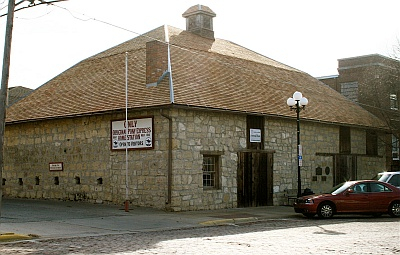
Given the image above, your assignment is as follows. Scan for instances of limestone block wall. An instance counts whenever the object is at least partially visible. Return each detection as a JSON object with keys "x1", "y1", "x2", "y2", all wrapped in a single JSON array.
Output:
[
  {"x1": 265, "y1": 118, "x2": 387, "y2": 204},
  {"x1": 300, "y1": 122, "x2": 338, "y2": 195},
  {"x1": 351, "y1": 128, "x2": 366, "y2": 154},
  {"x1": 3, "y1": 107, "x2": 246, "y2": 211},
  {"x1": 167, "y1": 108, "x2": 246, "y2": 211},
  {"x1": 265, "y1": 118, "x2": 339, "y2": 204},
  {"x1": 354, "y1": 129, "x2": 387, "y2": 180},
  {"x1": 4, "y1": 115, "x2": 114, "y2": 203},
  {"x1": 350, "y1": 128, "x2": 386, "y2": 179},
  {"x1": 3, "y1": 107, "x2": 388, "y2": 210},
  {"x1": 3, "y1": 110, "x2": 171, "y2": 209}
]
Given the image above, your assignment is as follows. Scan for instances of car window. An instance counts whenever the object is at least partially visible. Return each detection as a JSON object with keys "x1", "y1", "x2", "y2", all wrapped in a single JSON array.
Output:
[
  {"x1": 369, "y1": 183, "x2": 391, "y2": 193},
  {"x1": 330, "y1": 182, "x2": 354, "y2": 195},
  {"x1": 377, "y1": 173, "x2": 390, "y2": 182},
  {"x1": 388, "y1": 175, "x2": 400, "y2": 187},
  {"x1": 353, "y1": 184, "x2": 367, "y2": 193}
]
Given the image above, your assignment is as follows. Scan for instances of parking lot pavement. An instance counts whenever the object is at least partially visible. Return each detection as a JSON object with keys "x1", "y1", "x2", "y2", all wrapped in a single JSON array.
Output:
[{"x1": 0, "y1": 198, "x2": 296, "y2": 240}]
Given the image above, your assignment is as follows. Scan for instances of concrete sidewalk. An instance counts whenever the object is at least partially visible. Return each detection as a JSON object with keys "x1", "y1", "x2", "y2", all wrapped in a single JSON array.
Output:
[{"x1": 0, "y1": 198, "x2": 297, "y2": 241}]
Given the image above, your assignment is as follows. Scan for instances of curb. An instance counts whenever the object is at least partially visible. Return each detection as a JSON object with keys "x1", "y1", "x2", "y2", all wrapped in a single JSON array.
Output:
[
  {"x1": 199, "y1": 217, "x2": 259, "y2": 226},
  {"x1": 0, "y1": 233, "x2": 36, "y2": 242}
]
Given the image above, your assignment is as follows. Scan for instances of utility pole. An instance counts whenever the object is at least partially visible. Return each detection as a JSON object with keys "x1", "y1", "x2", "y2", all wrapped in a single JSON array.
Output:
[
  {"x1": 0, "y1": 0, "x2": 68, "y2": 219},
  {"x1": 0, "y1": 0, "x2": 16, "y2": 218}
]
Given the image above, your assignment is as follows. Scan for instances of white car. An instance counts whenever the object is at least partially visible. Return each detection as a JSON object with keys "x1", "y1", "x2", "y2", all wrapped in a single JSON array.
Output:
[{"x1": 373, "y1": 171, "x2": 400, "y2": 189}]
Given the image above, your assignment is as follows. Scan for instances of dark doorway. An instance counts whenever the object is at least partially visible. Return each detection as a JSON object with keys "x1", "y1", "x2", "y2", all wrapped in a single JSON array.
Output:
[
  {"x1": 237, "y1": 151, "x2": 273, "y2": 207},
  {"x1": 333, "y1": 155, "x2": 357, "y2": 186}
]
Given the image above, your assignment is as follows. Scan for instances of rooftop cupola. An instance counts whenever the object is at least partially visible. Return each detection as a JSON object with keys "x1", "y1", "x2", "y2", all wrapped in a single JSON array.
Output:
[{"x1": 182, "y1": 4, "x2": 216, "y2": 39}]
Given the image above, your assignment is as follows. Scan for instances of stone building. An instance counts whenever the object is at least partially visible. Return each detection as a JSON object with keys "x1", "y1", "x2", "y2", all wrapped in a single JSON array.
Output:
[
  {"x1": 3, "y1": 5, "x2": 389, "y2": 211},
  {"x1": 319, "y1": 54, "x2": 400, "y2": 171}
]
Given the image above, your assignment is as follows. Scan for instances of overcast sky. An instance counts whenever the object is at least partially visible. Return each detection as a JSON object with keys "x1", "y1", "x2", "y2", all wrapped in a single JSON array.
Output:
[{"x1": 1, "y1": 0, "x2": 399, "y2": 89}]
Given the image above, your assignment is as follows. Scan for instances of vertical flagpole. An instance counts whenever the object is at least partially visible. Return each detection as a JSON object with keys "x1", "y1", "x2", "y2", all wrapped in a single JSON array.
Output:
[
  {"x1": 164, "y1": 25, "x2": 174, "y2": 103},
  {"x1": 124, "y1": 52, "x2": 129, "y2": 212}
]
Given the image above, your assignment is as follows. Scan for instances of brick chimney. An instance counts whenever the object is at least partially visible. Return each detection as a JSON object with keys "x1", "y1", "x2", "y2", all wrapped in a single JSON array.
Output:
[
  {"x1": 146, "y1": 40, "x2": 168, "y2": 86},
  {"x1": 182, "y1": 4, "x2": 216, "y2": 39}
]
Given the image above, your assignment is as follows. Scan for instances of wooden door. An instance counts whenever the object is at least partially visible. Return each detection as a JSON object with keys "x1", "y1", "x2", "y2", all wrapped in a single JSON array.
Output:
[
  {"x1": 237, "y1": 151, "x2": 273, "y2": 207},
  {"x1": 334, "y1": 155, "x2": 357, "y2": 186}
]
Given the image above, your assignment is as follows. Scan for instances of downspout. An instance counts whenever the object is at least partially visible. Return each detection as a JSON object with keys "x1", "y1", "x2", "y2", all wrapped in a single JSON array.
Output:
[
  {"x1": 162, "y1": 25, "x2": 174, "y2": 209},
  {"x1": 160, "y1": 109, "x2": 172, "y2": 208}
]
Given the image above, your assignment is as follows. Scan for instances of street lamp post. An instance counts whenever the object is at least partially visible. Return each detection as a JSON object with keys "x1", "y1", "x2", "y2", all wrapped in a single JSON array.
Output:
[{"x1": 287, "y1": 91, "x2": 308, "y2": 198}]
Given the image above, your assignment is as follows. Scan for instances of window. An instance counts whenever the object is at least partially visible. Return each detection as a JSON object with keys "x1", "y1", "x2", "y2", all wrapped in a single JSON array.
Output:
[
  {"x1": 202, "y1": 16, "x2": 212, "y2": 29},
  {"x1": 388, "y1": 174, "x2": 400, "y2": 187},
  {"x1": 339, "y1": 126, "x2": 351, "y2": 154},
  {"x1": 392, "y1": 135, "x2": 399, "y2": 160},
  {"x1": 202, "y1": 154, "x2": 220, "y2": 188},
  {"x1": 188, "y1": 16, "x2": 197, "y2": 29},
  {"x1": 368, "y1": 183, "x2": 390, "y2": 193},
  {"x1": 366, "y1": 130, "x2": 378, "y2": 156},
  {"x1": 390, "y1": 94, "x2": 398, "y2": 110},
  {"x1": 353, "y1": 184, "x2": 366, "y2": 193}
]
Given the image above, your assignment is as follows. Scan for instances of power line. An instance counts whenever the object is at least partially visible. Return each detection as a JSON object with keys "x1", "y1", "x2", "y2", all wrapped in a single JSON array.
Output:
[
  {"x1": 15, "y1": 8, "x2": 52, "y2": 19},
  {"x1": 0, "y1": 0, "x2": 67, "y2": 16}
]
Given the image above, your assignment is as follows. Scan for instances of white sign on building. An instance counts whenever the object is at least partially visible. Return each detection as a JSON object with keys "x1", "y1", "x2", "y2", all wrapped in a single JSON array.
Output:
[
  {"x1": 49, "y1": 162, "x2": 63, "y2": 171},
  {"x1": 111, "y1": 117, "x2": 154, "y2": 150},
  {"x1": 250, "y1": 128, "x2": 261, "y2": 143}
]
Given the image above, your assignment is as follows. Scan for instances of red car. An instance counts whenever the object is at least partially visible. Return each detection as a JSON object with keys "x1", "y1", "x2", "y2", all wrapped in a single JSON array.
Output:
[{"x1": 294, "y1": 180, "x2": 400, "y2": 218}]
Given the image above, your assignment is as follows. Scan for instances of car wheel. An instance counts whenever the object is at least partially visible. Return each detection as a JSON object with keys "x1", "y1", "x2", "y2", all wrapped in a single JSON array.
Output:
[
  {"x1": 302, "y1": 213, "x2": 315, "y2": 218},
  {"x1": 388, "y1": 201, "x2": 400, "y2": 217},
  {"x1": 317, "y1": 202, "x2": 334, "y2": 218}
]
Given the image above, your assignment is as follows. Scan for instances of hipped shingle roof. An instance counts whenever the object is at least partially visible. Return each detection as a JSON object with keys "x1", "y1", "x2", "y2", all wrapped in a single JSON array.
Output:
[{"x1": 6, "y1": 25, "x2": 387, "y2": 130}]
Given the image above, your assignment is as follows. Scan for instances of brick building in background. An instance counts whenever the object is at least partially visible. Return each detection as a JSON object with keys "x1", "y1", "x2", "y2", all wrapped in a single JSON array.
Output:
[{"x1": 319, "y1": 54, "x2": 400, "y2": 171}]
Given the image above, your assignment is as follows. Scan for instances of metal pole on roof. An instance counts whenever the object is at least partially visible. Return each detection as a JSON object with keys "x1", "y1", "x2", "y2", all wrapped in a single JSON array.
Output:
[
  {"x1": 0, "y1": 0, "x2": 16, "y2": 220},
  {"x1": 124, "y1": 52, "x2": 129, "y2": 212},
  {"x1": 164, "y1": 25, "x2": 174, "y2": 103}
]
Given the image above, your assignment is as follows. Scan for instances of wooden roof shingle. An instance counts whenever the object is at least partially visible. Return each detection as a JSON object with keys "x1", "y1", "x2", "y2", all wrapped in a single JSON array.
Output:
[{"x1": 6, "y1": 25, "x2": 387, "y2": 130}]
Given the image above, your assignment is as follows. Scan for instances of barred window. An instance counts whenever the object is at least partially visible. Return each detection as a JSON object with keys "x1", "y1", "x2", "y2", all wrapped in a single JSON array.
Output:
[{"x1": 202, "y1": 155, "x2": 219, "y2": 188}]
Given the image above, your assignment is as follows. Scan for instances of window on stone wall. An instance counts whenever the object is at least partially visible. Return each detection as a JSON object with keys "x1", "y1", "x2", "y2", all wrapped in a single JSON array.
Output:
[
  {"x1": 366, "y1": 130, "x2": 378, "y2": 156},
  {"x1": 202, "y1": 153, "x2": 221, "y2": 189}
]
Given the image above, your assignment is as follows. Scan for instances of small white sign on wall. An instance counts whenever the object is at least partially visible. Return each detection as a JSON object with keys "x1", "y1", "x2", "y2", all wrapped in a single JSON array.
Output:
[
  {"x1": 49, "y1": 162, "x2": 63, "y2": 171},
  {"x1": 250, "y1": 128, "x2": 261, "y2": 143}
]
